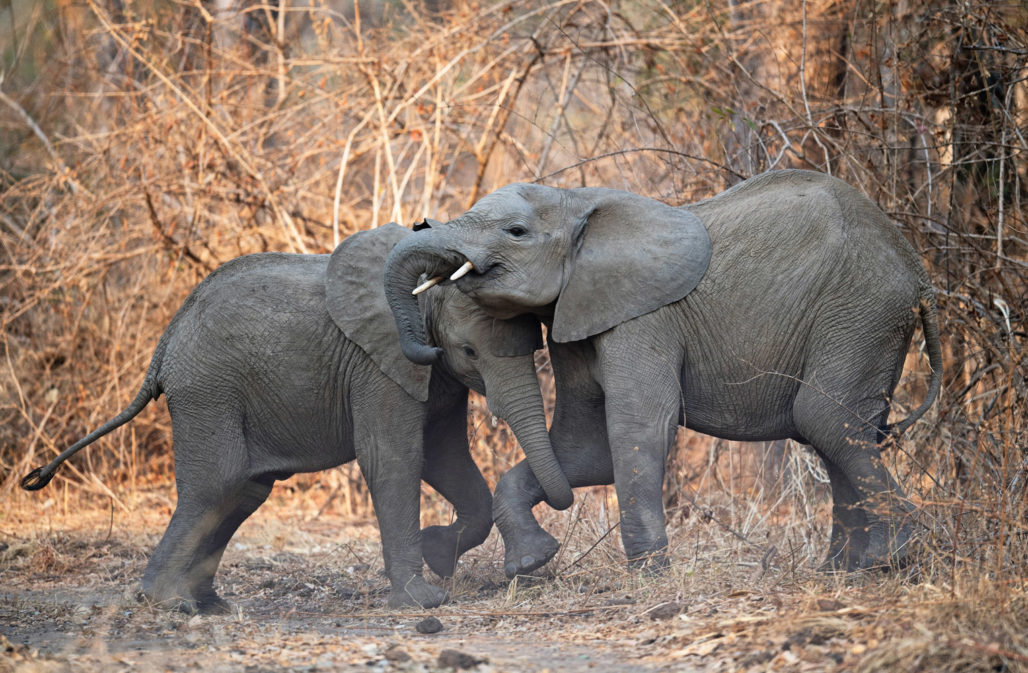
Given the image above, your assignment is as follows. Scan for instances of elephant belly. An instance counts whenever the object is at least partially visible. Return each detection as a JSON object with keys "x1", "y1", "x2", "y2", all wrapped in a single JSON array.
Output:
[
  {"x1": 227, "y1": 342, "x2": 359, "y2": 476},
  {"x1": 248, "y1": 411, "x2": 356, "y2": 474},
  {"x1": 679, "y1": 359, "x2": 803, "y2": 442},
  {"x1": 674, "y1": 289, "x2": 812, "y2": 442},
  {"x1": 237, "y1": 373, "x2": 357, "y2": 475},
  {"x1": 683, "y1": 410, "x2": 798, "y2": 443}
]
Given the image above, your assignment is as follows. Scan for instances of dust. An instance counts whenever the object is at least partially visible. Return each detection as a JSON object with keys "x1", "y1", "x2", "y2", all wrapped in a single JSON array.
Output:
[{"x1": 2, "y1": 486, "x2": 1025, "y2": 672}]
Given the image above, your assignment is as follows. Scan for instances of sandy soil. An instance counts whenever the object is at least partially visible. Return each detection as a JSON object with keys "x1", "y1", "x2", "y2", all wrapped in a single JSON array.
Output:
[{"x1": 1, "y1": 484, "x2": 1015, "y2": 673}]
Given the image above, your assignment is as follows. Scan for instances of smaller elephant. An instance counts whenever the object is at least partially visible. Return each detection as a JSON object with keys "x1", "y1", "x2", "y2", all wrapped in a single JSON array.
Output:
[{"x1": 22, "y1": 223, "x2": 571, "y2": 613}]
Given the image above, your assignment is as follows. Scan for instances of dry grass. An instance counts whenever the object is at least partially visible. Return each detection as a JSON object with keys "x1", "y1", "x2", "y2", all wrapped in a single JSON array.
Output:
[
  {"x1": 1, "y1": 0, "x2": 1026, "y2": 670},
  {"x1": 2, "y1": 489, "x2": 1026, "y2": 672}
]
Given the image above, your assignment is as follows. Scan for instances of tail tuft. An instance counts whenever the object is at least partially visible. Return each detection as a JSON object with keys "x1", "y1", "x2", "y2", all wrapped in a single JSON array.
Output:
[{"x1": 21, "y1": 467, "x2": 55, "y2": 491}]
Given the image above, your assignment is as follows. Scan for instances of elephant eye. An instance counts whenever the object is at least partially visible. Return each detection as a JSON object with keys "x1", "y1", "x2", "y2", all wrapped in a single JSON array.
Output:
[
  {"x1": 461, "y1": 345, "x2": 478, "y2": 359},
  {"x1": 505, "y1": 225, "x2": 529, "y2": 238}
]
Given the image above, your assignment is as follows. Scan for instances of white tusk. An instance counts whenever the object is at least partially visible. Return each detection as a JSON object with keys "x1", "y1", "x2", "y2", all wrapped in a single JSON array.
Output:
[
  {"x1": 449, "y1": 260, "x2": 474, "y2": 281},
  {"x1": 412, "y1": 276, "x2": 442, "y2": 295}
]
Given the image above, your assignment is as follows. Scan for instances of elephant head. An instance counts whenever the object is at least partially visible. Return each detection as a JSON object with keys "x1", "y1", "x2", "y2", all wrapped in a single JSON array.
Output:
[
  {"x1": 328, "y1": 223, "x2": 572, "y2": 510},
  {"x1": 383, "y1": 184, "x2": 712, "y2": 357}
]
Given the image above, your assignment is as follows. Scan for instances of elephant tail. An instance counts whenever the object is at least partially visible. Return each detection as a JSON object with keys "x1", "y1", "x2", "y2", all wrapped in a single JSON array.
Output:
[
  {"x1": 20, "y1": 336, "x2": 167, "y2": 491},
  {"x1": 888, "y1": 281, "x2": 943, "y2": 437}
]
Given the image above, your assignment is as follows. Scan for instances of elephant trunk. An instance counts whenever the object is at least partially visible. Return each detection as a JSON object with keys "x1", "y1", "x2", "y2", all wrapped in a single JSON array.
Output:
[
  {"x1": 487, "y1": 371, "x2": 574, "y2": 511},
  {"x1": 384, "y1": 233, "x2": 460, "y2": 367},
  {"x1": 383, "y1": 231, "x2": 461, "y2": 365}
]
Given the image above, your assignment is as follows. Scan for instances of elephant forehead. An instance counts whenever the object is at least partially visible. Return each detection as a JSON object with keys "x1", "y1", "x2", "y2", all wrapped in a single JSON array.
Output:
[
  {"x1": 471, "y1": 183, "x2": 560, "y2": 215},
  {"x1": 468, "y1": 191, "x2": 532, "y2": 220},
  {"x1": 440, "y1": 293, "x2": 485, "y2": 325},
  {"x1": 439, "y1": 295, "x2": 539, "y2": 353},
  {"x1": 441, "y1": 296, "x2": 503, "y2": 336}
]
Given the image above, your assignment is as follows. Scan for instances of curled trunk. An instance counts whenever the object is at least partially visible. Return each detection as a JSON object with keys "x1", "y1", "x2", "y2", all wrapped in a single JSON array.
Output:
[{"x1": 383, "y1": 230, "x2": 460, "y2": 365}]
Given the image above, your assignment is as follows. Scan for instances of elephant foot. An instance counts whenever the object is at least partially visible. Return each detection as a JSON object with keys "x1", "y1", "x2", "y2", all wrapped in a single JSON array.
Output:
[
  {"x1": 627, "y1": 549, "x2": 669, "y2": 575},
  {"x1": 502, "y1": 528, "x2": 559, "y2": 579},
  {"x1": 857, "y1": 519, "x2": 914, "y2": 571},
  {"x1": 818, "y1": 527, "x2": 866, "y2": 573},
  {"x1": 387, "y1": 575, "x2": 448, "y2": 609},
  {"x1": 818, "y1": 547, "x2": 858, "y2": 573},
  {"x1": 422, "y1": 525, "x2": 462, "y2": 578},
  {"x1": 138, "y1": 584, "x2": 231, "y2": 616},
  {"x1": 818, "y1": 547, "x2": 866, "y2": 574},
  {"x1": 194, "y1": 594, "x2": 233, "y2": 615},
  {"x1": 819, "y1": 519, "x2": 914, "y2": 572}
]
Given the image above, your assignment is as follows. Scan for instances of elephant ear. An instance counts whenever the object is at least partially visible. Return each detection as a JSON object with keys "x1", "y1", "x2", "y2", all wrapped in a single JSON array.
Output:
[
  {"x1": 551, "y1": 189, "x2": 712, "y2": 343},
  {"x1": 326, "y1": 223, "x2": 431, "y2": 402}
]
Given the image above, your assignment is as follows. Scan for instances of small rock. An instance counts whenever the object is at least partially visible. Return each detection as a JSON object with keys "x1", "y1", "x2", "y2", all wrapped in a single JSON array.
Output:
[
  {"x1": 437, "y1": 649, "x2": 485, "y2": 669},
  {"x1": 415, "y1": 616, "x2": 444, "y2": 634},
  {"x1": 648, "y1": 601, "x2": 685, "y2": 620},
  {"x1": 786, "y1": 629, "x2": 812, "y2": 648},
  {"x1": 383, "y1": 644, "x2": 411, "y2": 662},
  {"x1": 739, "y1": 650, "x2": 774, "y2": 667},
  {"x1": 476, "y1": 580, "x2": 503, "y2": 595},
  {"x1": 817, "y1": 598, "x2": 845, "y2": 612},
  {"x1": 603, "y1": 595, "x2": 636, "y2": 607}
]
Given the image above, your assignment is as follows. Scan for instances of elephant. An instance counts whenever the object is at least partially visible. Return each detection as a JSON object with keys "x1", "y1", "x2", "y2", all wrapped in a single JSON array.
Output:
[
  {"x1": 21, "y1": 223, "x2": 572, "y2": 613},
  {"x1": 382, "y1": 169, "x2": 943, "y2": 577}
]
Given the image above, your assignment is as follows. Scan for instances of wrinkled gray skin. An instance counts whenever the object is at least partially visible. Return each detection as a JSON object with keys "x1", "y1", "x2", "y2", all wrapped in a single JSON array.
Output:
[
  {"x1": 22, "y1": 223, "x2": 571, "y2": 613},
  {"x1": 383, "y1": 170, "x2": 943, "y2": 578}
]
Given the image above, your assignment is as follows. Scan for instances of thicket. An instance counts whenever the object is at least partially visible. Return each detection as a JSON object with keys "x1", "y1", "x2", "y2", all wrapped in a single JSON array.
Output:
[{"x1": 1, "y1": 0, "x2": 1025, "y2": 606}]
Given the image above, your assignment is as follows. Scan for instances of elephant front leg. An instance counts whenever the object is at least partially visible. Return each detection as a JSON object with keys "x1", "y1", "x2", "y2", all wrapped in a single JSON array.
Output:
[
  {"x1": 494, "y1": 339, "x2": 613, "y2": 578},
  {"x1": 420, "y1": 400, "x2": 493, "y2": 579},
  {"x1": 598, "y1": 333, "x2": 683, "y2": 569},
  {"x1": 493, "y1": 396, "x2": 612, "y2": 579},
  {"x1": 607, "y1": 418, "x2": 677, "y2": 569},
  {"x1": 354, "y1": 403, "x2": 446, "y2": 609}
]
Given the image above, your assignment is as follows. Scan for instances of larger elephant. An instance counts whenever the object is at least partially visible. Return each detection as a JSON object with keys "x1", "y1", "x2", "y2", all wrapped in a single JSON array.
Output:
[
  {"x1": 22, "y1": 223, "x2": 571, "y2": 613},
  {"x1": 383, "y1": 169, "x2": 943, "y2": 576}
]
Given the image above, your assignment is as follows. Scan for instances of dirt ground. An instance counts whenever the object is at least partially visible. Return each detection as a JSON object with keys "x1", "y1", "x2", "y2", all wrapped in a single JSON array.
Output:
[{"x1": 2, "y1": 483, "x2": 1024, "y2": 673}]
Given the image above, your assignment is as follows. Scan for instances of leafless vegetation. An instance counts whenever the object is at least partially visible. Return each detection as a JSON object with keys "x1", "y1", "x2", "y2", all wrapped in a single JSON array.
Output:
[{"x1": 1, "y1": 0, "x2": 1025, "y2": 670}]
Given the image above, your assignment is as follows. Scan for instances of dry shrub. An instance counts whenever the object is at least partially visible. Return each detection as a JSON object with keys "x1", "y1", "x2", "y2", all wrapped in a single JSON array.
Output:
[{"x1": 0, "y1": 0, "x2": 1025, "y2": 662}]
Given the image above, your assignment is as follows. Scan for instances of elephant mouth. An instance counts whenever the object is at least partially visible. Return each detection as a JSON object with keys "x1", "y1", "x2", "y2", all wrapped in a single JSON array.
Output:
[
  {"x1": 412, "y1": 257, "x2": 499, "y2": 295},
  {"x1": 455, "y1": 261, "x2": 503, "y2": 291}
]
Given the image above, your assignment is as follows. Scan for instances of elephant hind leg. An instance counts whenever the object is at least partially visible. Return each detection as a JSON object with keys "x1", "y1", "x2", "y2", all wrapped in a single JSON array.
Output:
[
  {"x1": 813, "y1": 450, "x2": 870, "y2": 572},
  {"x1": 793, "y1": 387, "x2": 913, "y2": 572},
  {"x1": 142, "y1": 472, "x2": 273, "y2": 615}
]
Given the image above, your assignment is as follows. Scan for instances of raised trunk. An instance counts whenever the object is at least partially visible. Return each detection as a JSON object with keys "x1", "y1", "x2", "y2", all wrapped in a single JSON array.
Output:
[
  {"x1": 383, "y1": 230, "x2": 461, "y2": 365},
  {"x1": 486, "y1": 368, "x2": 573, "y2": 511}
]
